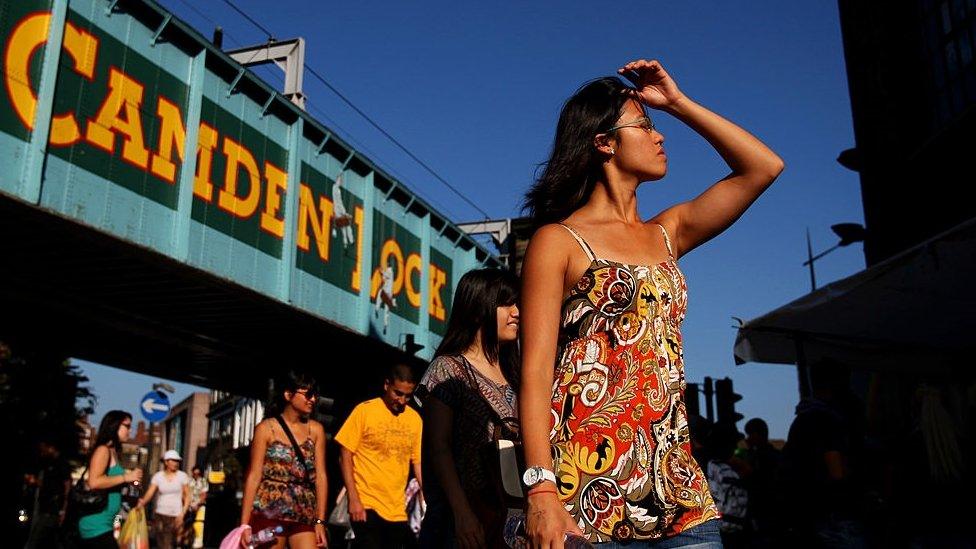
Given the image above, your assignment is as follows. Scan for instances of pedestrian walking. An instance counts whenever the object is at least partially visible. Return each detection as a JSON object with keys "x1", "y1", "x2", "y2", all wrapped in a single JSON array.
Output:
[
  {"x1": 136, "y1": 449, "x2": 190, "y2": 549},
  {"x1": 186, "y1": 465, "x2": 208, "y2": 548},
  {"x1": 240, "y1": 372, "x2": 329, "y2": 548},
  {"x1": 519, "y1": 58, "x2": 783, "y2": 547},
  {"x1": 76, "y1": 410, "x2": 144, "y2": 549},
  {"x1": 335, "y1": 364, "x2": 422, "y2": 549},
  {"x1": 416, "y1": 268, "x2": 521, "y2": 548}
]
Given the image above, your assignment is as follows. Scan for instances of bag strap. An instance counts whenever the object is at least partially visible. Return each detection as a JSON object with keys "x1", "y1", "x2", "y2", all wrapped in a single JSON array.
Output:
[
  {"x1": 274, "y1": 416, "x2": 311, "y2": 483},
  {"x1": 456, "y1": 356, "x2": 519, "y2": 441}
]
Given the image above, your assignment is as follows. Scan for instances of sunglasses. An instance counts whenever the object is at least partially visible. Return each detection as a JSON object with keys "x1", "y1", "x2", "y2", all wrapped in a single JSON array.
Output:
[
  {"x1": 606, "y1": 116, "x2": 656, "y2": 134},
  {"x1": 295, "y1": 389, "x2": 319, "y2": 400}
]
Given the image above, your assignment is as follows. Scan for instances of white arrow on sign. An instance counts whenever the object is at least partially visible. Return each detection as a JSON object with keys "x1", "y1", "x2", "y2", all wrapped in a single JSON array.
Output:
[{"x1": 141, "y1": 398, "x2": 169, "y2": 414}]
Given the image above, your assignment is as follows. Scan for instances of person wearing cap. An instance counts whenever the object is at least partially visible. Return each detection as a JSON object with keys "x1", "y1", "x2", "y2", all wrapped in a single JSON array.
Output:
[{"x1": 137, "y1": 449, "x2": 191, "y2": 549}]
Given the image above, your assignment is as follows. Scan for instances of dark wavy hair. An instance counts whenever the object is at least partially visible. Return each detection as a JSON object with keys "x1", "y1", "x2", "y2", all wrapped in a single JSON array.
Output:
[
  {"x1": 434, "y1": 268, "x2": 521, "y2": 390},
  {"x1": 91, "y1": 410, "x2": 131, "y2": 455},
  {"x1": 524, "y1": 77, "x2": 633, "y2": 228}
]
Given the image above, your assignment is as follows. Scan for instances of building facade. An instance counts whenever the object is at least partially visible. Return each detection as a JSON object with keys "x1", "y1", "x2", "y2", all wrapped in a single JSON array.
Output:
[{"x1": 161, "y1": 392, "x2": 211, "y2": 470}]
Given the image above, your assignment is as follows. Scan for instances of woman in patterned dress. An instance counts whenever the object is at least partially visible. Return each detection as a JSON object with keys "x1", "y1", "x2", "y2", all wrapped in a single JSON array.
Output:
[
  {"x1": 240, "y1": 373, "x2": 329, "y2": 548},
  {"x1": 519, "y1": 59, "x2": 783, "y2": 548},
  {"x1": 418, "y1": 268, "x2": 521, "y2": 548}
]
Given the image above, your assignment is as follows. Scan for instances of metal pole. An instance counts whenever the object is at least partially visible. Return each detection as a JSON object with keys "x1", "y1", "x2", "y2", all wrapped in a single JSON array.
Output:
[
  {"x1": 703, "y1": 377, "x2": 714, "y2": 423},
  {"x1": 806, "y1": 228, "x2": 817, "y2": 291}
]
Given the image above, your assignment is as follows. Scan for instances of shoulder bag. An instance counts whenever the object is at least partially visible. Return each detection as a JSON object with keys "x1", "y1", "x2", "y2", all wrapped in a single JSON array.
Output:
[{"x1": 457, "y1": 357, "x2": 526, "y2": 508}]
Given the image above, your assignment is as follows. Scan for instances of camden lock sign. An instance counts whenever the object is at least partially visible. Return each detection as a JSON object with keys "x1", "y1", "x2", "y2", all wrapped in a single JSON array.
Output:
[{"x1": 0, "y1": 0, "x2": 483, "y2": 348}]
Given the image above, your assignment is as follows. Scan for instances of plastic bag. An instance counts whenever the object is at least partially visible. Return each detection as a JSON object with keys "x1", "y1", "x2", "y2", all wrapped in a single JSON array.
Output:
[
  {"x1": 118, "y1": 507, "x2": 149, "y2": 549},
  {"x1": 328, "y1": 487, "x2": 350, "y2": 528},
  {"x1": 219, "y1": 524, "x2": 250, "y2": 549}
]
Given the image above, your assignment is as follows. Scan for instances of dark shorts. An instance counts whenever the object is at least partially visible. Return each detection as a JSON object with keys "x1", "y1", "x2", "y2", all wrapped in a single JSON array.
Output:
[{"x1": 250, "y1": 512, "x2": 316, "y2": 537}]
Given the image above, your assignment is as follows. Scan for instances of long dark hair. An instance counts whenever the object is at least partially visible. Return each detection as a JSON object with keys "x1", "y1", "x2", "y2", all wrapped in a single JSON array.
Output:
[
  {"x1": 434, "y1": 268, "x2": 520, "y2": 390},
  {"x1": 266, "y1": 371, "x2": 319, "y2": 417},
  {"x1": 91, "y1": 410, "x2": 131, "y2": 455},
  {"x1": 524, "y1": 77, "x2": 632, "y2": 227}
]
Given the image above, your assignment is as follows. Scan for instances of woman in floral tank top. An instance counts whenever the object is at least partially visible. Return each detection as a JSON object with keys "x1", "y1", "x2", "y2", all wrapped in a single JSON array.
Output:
[
  {"x1": 240, "y1": 373, "x2": 329, "y2": 548},
  {"x1": 519, "y1": 59, "x2": 783, "y2": 547}
]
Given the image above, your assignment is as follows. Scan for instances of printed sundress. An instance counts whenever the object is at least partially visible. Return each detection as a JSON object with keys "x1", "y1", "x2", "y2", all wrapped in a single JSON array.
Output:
[
  {"x1": 252, "y1": 422, "x2": 317, "y2": 524},
  {"x1": 550, "y1": 223, "x2": 719, "y2": 543}
]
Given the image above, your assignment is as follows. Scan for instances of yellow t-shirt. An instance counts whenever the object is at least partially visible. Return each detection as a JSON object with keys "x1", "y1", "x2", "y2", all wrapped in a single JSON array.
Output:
[{"x1": 335, "y1": 398, "x2": 422, "y2": 522}]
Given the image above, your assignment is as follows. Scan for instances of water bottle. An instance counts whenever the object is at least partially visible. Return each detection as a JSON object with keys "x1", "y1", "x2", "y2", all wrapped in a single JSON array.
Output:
[{"x1": 248, "y1": 525, "x2": 284, "y2": 548}]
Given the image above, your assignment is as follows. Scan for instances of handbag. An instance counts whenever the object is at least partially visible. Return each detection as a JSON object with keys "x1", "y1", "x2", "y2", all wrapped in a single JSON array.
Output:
[
  {"x1": 457, "y1": 357, "x2": 526, "y2": 508},
  {"x1": 68, "y1": 465, "x2": 108, "y2": 517}
]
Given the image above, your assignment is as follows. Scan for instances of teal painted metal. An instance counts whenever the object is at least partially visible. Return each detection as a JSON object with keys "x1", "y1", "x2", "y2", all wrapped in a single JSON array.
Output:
[{"x1": 0, "y1": 0, "x2": 502, "y2": 360}]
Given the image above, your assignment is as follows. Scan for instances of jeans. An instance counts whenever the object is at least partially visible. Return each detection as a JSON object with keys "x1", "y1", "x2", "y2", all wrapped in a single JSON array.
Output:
[{"x1": 595, "y1": 519, "x2": 723, "y2": 549}]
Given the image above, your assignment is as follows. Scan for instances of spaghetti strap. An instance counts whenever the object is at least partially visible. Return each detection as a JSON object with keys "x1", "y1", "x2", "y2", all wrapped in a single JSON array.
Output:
[
  {"x1": 655, "y1": 223, "x2": 675, "y2": 259},
  {"x1": 558, "y1": 223, "x2": 597, "y2": 262}
]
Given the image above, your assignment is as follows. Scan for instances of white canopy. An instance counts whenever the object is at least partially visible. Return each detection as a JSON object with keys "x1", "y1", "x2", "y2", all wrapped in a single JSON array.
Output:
[{"x1": 734, "y1": 217, "x2": 976, "y2": 372}]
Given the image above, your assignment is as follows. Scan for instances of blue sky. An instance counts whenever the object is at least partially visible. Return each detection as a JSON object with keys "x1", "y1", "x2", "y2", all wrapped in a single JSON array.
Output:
[{"x1": 79, "y1": 0, "x2": 864, "y2": 439}]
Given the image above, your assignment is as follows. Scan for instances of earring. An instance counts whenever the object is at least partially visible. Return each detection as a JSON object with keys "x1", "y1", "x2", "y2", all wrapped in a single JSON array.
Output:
[{"x1": 609, "y1": 148, "x2": 615, "y2": 156}]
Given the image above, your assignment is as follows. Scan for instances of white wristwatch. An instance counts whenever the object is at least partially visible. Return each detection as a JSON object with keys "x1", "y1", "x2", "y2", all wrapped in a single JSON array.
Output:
[{"x1": 522, "y1": 466, "x2": 556, "y2": 488}]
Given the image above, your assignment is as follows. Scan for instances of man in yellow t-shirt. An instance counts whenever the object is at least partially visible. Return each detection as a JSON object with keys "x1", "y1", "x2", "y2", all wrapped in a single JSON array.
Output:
[{"x1": 336, "y1": 364, "x2": 423, "y2": 548}]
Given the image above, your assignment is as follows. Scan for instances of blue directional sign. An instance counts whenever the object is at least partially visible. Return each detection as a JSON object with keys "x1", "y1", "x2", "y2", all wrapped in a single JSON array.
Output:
[{"x1": 140, "y1": 391, "x2": 171, "y2": 422}]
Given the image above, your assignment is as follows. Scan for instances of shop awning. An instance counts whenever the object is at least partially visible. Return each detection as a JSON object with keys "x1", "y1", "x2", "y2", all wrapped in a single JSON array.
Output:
[{"x1": 733, "y1": 217, "x2": 976, "y2": 372}]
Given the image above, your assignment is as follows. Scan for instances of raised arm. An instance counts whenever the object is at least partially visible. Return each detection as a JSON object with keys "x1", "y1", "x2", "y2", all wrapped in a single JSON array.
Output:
[
  {"x1": 519, "y1": 225, "x2": 583, "y2": 548},
  {"x1": 619, "y1": 59, "x2": 784, "y2": 257}
]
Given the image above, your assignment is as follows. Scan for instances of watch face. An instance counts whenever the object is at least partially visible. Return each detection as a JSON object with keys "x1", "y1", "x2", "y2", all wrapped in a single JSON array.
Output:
[{"x1": 523, "y1": 467, "x2": 539, "y2": 485}]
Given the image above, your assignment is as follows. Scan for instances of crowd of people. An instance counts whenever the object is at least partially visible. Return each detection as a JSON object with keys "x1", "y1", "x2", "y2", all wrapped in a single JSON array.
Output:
[
  {"x1": 226, "y1": 58, "x2": 783, "y2": 549},
  {"x1": 27, "y1": 58, "x2": 788, "y2": 548}
]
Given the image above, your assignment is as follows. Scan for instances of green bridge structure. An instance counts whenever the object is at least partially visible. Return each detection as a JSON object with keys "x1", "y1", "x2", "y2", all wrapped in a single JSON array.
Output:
[{"x1": 0, "y1": 0, "x2": 502, "y2": 399}]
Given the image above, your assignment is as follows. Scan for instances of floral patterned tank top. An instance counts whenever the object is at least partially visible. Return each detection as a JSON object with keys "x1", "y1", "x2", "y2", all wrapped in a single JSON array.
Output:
[
  {"x1": 549, "y1": 223, "x2": 718, "y2": 543},
  {"x1": 253, "y1": 421, "x2": 317, "y2": 524}
]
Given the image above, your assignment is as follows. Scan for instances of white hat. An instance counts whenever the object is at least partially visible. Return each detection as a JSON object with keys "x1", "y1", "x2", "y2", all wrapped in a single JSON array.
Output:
[{"x1": 162, "y1": 449, "x2": 182, "y2": 461}]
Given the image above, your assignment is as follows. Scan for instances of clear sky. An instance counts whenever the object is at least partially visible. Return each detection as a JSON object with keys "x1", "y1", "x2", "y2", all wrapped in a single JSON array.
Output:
[{"x1": 79, "y1": 0, "x2": 865, "y2": 439}]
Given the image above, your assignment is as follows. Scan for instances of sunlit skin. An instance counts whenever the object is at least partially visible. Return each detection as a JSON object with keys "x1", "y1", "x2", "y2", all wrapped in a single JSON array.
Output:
[
  {"x1": 240, "y1": 387, "x2": 329, "y2": 548},
  {"x1": 87, "y1": 418, "x2": 142, "y2": 491},
  {"x1": 520, "y1": 59, "x2": 784, "y2": 548}
]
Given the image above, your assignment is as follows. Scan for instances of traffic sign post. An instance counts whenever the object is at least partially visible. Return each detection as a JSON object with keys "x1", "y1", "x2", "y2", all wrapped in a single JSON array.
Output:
[
  {"x1": 140, "y1": 390, "x2": 172, "y2": 469},
  {"x1": 140, "y1": 391, "x2": 171, "y2": 422}
]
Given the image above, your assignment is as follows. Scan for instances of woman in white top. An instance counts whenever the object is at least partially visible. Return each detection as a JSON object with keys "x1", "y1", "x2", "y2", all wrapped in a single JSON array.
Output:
[{"x1": 137, "y1": 449, "x2": 190, "y2": 549}]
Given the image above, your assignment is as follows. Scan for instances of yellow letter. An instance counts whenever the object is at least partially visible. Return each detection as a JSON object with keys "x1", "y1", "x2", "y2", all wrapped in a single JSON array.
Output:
[
  {"x1": 428, "y1": 263, "x2": 447, "y2": 321},
  {"x1": 193, "y1": 122, "x2": 218, "y2": 201},
  {"x1": 5, "y1": 15, "x2": 97, "y2": 144},
  {"x1": 85, "y1": 68, "x2": 150, "y2": 168},
  {"x1": 405, "y1": 253, "x2": 422, "y2": 308},
  {"x1": 149, "y1": 96, "x2": 185, "y2": 183},
  {"x1": 217, "y1": 137, "x2": 261, "y2": 218},
  {"x1": 371, "y1": 239, "x2": 404, "y2": 298},
  {"x1": 260, "y1": 161, "x2": 287, "y2": 238},
  {"x1": 296, "y1": 183, "x2": 334, "y2": 261},
  {"x1": 351, "y1": 206, "x2": 364, "y2": 292}
]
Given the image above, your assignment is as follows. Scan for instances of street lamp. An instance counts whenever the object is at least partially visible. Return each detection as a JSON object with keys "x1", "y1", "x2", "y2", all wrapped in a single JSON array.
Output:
[
  {"x1": 803, "y1": 223, "x2": 866, "y2": 290},
  {"x1": 796, "y1": 223, "x2": 865, "y2": 398}
]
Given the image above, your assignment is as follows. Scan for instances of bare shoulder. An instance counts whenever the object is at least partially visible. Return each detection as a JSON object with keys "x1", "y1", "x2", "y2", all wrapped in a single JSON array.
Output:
[
  {"x1": 648, "y1": 207, "x2": 680, "y2": 236},
  {"x1": 253, "y1": 419, "x2": 274, "y2": 439},
  {"x1": 308, "y1": 419, "x2": 327, "y2": 437},
  {"x1": 525, "y1": 223, "x2": 574, "y2": 262}
]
